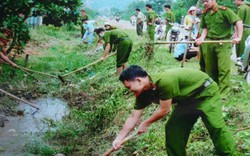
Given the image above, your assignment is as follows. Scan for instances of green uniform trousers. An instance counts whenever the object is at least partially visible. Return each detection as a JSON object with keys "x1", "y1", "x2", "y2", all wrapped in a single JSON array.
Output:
[
  {"x1": 165, "y1": 83, "x2": 235, "y2": 156},
  {"x1": 200, "y1": 39, "x2": 231, "y2": 95},
  {"x1": 236, "y1": 29, "x2": 250, "y2": 57},
  {"x1": 116, "y1": 38, "x2": 133, "y2": 67},
  {"x1": 147, "y1": 25, "x2": 155, "y2": 41}
]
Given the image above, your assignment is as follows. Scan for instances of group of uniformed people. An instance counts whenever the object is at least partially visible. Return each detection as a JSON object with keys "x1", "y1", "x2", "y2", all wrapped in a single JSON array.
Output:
[
  {"x1": 0, "y1": 0, "x2": 249, "y2": 155},
  {"x1": 95, "y1": 0, "x2": 250, "y2": 155}
]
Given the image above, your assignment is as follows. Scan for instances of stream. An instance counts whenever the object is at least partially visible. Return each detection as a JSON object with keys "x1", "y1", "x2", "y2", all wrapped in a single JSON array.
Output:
[{"x1": 0, "y1": 98, "x2": 68, "y2": 156}]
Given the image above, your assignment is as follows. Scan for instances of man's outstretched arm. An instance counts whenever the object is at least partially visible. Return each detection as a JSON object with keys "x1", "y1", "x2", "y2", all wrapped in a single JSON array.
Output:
[
  {"x1": 112, "y1": 109, "x2": 144, "y2": 149},
  {"x1": 137, "y1": 99, "x2": 172, "y2": 134}
]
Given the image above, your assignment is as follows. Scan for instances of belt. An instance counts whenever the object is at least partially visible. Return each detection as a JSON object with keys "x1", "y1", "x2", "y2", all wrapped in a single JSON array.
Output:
[
  {"x1": 114, "y1": 37, "x2": 129, "y2": 43},
  {"x1": 203, "y1": 78, "x2": 213, "y2": 87},
  {"x1": 193, "y1": 78, "x2": 213, "y2": 97},
  {"x1": 174, "y1": 79, "x2": 214, "y2": 105},
  {"x1": 207, "y1": 37, "x2": 230, "y2": 40}
]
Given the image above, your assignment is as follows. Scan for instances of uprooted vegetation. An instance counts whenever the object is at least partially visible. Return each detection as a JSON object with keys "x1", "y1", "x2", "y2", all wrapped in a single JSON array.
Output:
[{"x1": 0, "y1": 24, "x2": 250, "y2": 155}]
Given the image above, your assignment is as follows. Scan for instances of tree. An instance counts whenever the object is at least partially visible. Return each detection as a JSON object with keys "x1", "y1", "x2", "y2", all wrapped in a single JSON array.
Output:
[
  {"x1": 147, "y1": 0, "x2": 169, "y2": 14},
  {"x1": 122, "y1": 0, "x2": 147, "y2": 20},
  {"x1": 0, "y1": 0, "x2": 82, "y2": 54}
]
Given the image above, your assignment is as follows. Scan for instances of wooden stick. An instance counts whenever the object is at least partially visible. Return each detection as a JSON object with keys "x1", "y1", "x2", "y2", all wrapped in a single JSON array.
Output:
[
  {"x1": 102, "y1": 132, "x2": 137, "y2": 156},
  {"x1": 0, "y1": 88, "x2": 39, "y2": 110},
  {"x1": 154, "y1": 40, "x2": 232, "y2": 44},
  {"x1": 61, "y1": 52, "x2": 116, "y2": 78},
  {"x1": 234, "y1": 126, "x2": 250, "y2": 134},
  {"x1": 19, "y1": 67, "x2": 41, "y2": 82},
  {"x1": 181, "y1": 23, "x2": 193, "y2": 68},
  {"x1": 17, "y1": 66, "x2": 59, "y2": 79}
]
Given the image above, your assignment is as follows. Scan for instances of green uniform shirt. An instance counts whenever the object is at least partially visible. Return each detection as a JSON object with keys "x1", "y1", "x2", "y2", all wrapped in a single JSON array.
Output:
[
  {"x1": 103, "y1": 30, "x2": 129, "y2": 46},
  {"x1": 200, "y1": 5, "x2": 241, "y2": 39},
  {"x1": 164, "y1": 10, "x2": 175, "y2": 24},
  {"x1": 146, "y1": 10, "x2": 157, "y2": 25},
  {"x1": 134, "y1": 68, "x2": 213, "y2": 110},
  {"x1": 237, "y1": 4, "x2": 250, "y2": 25}
]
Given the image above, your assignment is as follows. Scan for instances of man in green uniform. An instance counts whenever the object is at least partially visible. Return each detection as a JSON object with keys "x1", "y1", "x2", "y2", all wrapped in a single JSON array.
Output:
[
  {"x1": 234, "y1": 0, "x2": 250, "y2": 58},
  {"x1": 145, "y1": 4, "x2": 157, "y2": 41},
  {"x1": 112, "y1": 65, "x2": 236, "y2": 155},
  {"x1": 164, "y1": 5, "x2": 175, "y2": 40},
  {"x1": 79, "y1": 8, "x2": 88, "y2": 38},
  {"x1": 196, "y1": 0, "x2": 243, "y2": 97},
  {"x1": 95, "y1": 28, "x2": 133, "y2": 75}
]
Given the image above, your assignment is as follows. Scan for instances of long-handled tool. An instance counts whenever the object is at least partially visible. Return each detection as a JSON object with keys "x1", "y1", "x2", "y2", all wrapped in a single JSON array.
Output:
[
  {"x1": 60, "y1": 52, "x2": 116, "y2": 78},
  {"x1": 16, "y1": 66, "x2": 65, "y2": 83},
  {"x1": 181, "y1": 23, "x2": 194, "y2": 68},
  {"x1": 0, "y1": 88, "x2": 39, "y2": 110},
  {"x1": 154, "y1": 40, "x2": 233, "y2": 45},
  {"x1": 102, "y1": 132, "x2": 137, "y2": 156}
]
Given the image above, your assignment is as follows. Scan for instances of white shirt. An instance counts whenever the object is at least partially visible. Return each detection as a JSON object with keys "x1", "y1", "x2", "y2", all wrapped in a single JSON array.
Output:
[{"x1": 137, "y1": 12, "x2": 146, "y2": 22}]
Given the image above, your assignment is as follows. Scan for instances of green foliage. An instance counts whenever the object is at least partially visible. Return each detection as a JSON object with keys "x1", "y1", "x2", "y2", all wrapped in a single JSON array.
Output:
[
  {"x1": 147, "y1": 0, "x2": 169, "y2": 14},
  {"x1": 37, "y1": 0, "x2": 82, "y2": 27},
  {"x1": 0, "y1": 0, "x2": 82, "y2": 54},
  {"x1": 122, "y1": 1, "x2": 147, "y2": 20},
  {"x1": 84, "y1": 8, "x2": 99, "y2": 19},
  {"x1": 25, "y1": 139, "x2": 58, "y2": 156}
]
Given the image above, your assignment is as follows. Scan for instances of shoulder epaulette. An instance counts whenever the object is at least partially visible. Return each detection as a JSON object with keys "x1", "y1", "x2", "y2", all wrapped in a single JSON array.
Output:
[{"x1": 219, "y1": 6, "x2": 227, "y2": 10}]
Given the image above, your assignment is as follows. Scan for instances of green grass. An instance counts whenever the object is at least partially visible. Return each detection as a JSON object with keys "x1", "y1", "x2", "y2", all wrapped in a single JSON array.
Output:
[{"x1": 0, "y1": 24, "x2": 249, "y2": 156}]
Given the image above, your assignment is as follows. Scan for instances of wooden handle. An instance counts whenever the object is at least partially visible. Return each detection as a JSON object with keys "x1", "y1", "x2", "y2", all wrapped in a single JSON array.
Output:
[
  {"x1": 102, "y1": 132, "x2": 137, "y2": 156},
  {"x1": 154, "y1": 40, "x2": 232, "y2": 44},
  {"x1": 102, "y1": 147, "x2": 116, "y2": 156},
  {"x1": 181, "y1": 23, "x2": 193, "y2": 68},
  {"x1": 0, "y1": 88, "x2": 39, "y2": 110},
  {"x1": 62, "y1": 52, "x2": 116, "y2": 78},
  {"x1": 17, "y1": 66, "x2": 58, "y2": 79}
]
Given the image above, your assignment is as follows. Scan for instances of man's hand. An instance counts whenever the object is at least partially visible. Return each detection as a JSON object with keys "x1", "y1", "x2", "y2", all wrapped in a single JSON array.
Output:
[
  {"x1": 195, "y1": 37, "x2": 204, "y2": 46},
  {"x1": 100, "y1": 56, "x2": 106, "y2": 61},
  {"x1": 11, "y1": 63, "x2": 17, "y2": 68},
  {"x1": 112, "y1": 139, "x2": 123, "y2": 150},
  {"x1": 137, "y1": 121, "x2": 149, "y2": 134},
  {"x1": 232, "y1": 37, "x2": 241, "y2": 44}
]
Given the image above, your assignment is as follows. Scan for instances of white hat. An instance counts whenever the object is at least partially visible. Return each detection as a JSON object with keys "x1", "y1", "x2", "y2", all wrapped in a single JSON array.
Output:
[{"x1": 189, "y1": 6, "x2": 197, "y2": 12}]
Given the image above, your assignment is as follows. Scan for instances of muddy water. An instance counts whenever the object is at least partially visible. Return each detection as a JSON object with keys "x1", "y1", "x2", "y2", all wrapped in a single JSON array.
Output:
[{"x1": 0, "y1": 98, "x2": 68, "y2": 156}]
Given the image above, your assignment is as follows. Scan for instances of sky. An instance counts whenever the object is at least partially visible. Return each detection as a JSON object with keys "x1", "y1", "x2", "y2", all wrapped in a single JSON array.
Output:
[{"x1": 84, "y1": 0, "x2": 135, "y2": 10}]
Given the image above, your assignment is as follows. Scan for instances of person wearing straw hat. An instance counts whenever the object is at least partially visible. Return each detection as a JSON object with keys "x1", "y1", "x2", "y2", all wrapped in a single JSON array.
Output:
[
  {"x1": 112, "y1": 65, "x2": 236, "y2": 155},
  {"x1": 95, "y1": 28, "x2": 133, "y2": 75},
  {"x1": 184, "y1": 6, "x2": 200, "y2": 40},
  {"x1": 233, "y1": 0, "x2": 250, "y2": 59},
  {"x1": 196, "y1": 0, "x2": 243, "y2": 98}
]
